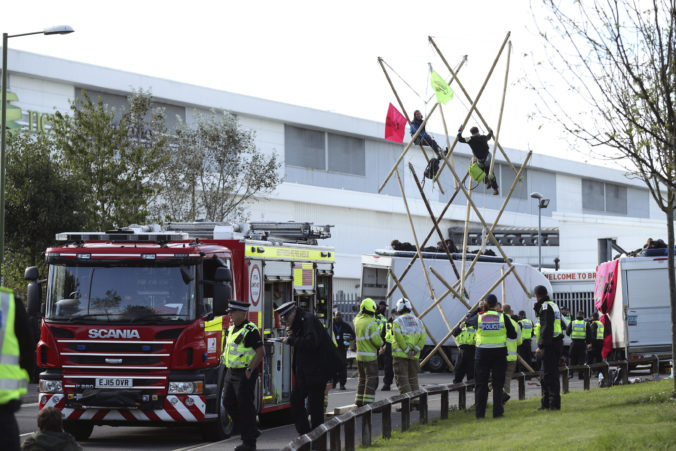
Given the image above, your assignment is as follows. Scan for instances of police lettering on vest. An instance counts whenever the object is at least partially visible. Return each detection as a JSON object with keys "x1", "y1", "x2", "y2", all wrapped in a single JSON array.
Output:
[
  {"x1": 571, "y1": 320, "x2": 586, "y2": 340},
  {"x1": 476, "y1": 311, "x2": 507, "y2": 348}
]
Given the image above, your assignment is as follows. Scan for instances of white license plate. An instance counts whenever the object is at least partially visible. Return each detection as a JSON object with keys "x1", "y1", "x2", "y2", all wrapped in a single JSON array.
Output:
[{"x1": 95, "y1": 377, "x2": 133, "y2": 388}]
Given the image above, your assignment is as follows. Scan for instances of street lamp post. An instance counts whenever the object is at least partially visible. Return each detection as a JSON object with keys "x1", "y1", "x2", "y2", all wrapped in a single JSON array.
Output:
[
  {"x1": 530, "y1": 192, "x2": 550, "y2": 271},
  {"x1": 1, "y1": 25, "x2": 73, "y2": 280}
]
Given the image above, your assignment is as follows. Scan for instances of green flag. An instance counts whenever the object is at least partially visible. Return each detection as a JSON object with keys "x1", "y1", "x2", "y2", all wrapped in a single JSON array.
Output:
[{"x1": 430, "y1": 71, "x2": 454, "y2": 104}]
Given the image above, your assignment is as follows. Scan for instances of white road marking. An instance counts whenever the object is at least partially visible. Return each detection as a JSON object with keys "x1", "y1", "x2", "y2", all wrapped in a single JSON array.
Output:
[{"x1": 171, "y1": 423, "x2": 293, "y2": 451}]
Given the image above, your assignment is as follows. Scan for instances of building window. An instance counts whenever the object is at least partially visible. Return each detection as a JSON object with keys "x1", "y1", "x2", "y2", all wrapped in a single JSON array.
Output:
[
  {"x1": 285, "y1": 125, "x2": 365, "y2": 176},
  {"x1": 285, "y1": 125, "x2": 325, "y2": 170},
  {"x1": 328, "y1": 133, "x2": 365, "y2": 176},
  {"x1": 582, "y1": 179, "x2": 627, "y2": 214}
]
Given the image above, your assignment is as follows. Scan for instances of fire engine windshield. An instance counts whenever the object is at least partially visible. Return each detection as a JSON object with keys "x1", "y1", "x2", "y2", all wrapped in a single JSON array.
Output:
[{"x1": 45, "y1": 263, "x2": 196, "y2": 323}]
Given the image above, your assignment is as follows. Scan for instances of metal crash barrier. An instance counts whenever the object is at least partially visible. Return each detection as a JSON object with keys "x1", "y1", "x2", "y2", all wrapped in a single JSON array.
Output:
[{"x1": 282, "y1": 357, "x2": 662, "y2": 451}]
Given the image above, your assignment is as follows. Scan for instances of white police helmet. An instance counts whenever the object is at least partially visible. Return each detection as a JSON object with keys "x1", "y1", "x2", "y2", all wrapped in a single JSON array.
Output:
[{"x1": 396, "y1": 297, "x2": 412, "y2": 313}]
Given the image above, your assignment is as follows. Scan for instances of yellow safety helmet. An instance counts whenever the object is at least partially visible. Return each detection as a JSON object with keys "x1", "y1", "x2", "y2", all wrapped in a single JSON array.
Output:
[{"x1": 360, "y1": 298, "x2": 377, "y2": 313}]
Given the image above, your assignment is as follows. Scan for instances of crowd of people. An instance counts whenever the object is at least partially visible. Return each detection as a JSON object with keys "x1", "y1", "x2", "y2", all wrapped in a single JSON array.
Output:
[
  {"x1": 1, "y1": 282, "x2": 611, "y2": 451},
  {"x1": 225, "y1": 285, "x2": 611, "y2": 448}
]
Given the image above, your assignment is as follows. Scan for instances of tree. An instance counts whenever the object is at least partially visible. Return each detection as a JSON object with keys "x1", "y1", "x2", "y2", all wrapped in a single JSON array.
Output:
[
  {"x1": 158, "y1": 110, "x2": 281, "y2": 222},
  {"x1": 50, "y1": 89, "x2": 168, "y2": 230},
  {"x1": 530, "y1": 0, "x2": 676, "y2": 391},
  {"x1": 3, "y1": 130, "x2": 86, "y2": 293}
]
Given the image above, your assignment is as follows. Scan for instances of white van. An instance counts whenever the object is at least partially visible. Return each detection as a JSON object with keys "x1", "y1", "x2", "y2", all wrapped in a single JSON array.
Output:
[{"x1": 605, "y1": 256, "x2": 673, "y2": 361}]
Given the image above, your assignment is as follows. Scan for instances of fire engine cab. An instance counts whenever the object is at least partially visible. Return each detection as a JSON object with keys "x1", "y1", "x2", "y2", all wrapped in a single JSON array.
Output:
[{"x1": 26, "y1": 222, "x2": 335, "y2": 441}]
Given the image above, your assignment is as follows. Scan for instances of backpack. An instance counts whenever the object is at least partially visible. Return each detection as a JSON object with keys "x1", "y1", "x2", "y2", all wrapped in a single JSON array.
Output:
[{"x1": 424, "y1": 158, "x2": 440, "y2": 181}]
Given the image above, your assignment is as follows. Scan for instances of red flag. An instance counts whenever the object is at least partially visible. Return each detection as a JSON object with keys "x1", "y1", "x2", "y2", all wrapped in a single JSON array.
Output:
[{"x1": 385, "y1": 103, "x2": 407, "y2": 143}]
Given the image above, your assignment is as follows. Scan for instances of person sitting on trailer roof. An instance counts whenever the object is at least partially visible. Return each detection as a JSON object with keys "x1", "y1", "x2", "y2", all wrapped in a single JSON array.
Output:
[{"x1": 457, "y1": 125, "x2": 499, "y2": 195}]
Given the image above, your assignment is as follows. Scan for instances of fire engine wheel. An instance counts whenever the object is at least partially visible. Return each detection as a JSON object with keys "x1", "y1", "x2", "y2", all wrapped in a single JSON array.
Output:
[
  {"x1": 63, "y1": 420, "x2": 94, "y2": 441},
  {"x1": 200, "y1": 382, "x2": 234, "y2": 441}
]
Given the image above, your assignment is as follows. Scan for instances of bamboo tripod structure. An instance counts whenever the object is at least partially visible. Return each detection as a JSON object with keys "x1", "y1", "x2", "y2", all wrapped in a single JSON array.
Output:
[{"x1": 378, "y1": 33, "x2": 536, "y2": 373}]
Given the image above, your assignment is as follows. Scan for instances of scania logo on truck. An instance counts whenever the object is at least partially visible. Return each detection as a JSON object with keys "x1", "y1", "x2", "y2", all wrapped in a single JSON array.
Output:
[{"x1": 88, "y1": 329, "x2": 140, "y2": 339}]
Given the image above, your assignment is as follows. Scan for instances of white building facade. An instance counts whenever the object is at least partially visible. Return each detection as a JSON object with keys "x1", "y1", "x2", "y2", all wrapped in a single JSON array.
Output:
[{"x1": 4, "y1": 49, "x2": 669, "y2": 298}]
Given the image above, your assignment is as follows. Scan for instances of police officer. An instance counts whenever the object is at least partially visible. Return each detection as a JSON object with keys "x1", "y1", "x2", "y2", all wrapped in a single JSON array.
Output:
[
  {"x1": 502, "y1": 304, "x2": 522, "y2": 403},
  {"x1": 391, "y1": 298, "x2": 426, "y2": 395},
  {"x1": 588, "y1": 312, "x2": 605, "y2": 366},
  {"x1": 451, "y1": 320, "x2": 476, "y2": 387},
  {"x1": 517, "y1": 310, "x2": 533, "y2": 371},
  {"x1": 332, "y1": 311, "x2": 354, "y2": 390},
  {"x1": 353, "y1": 298, "x2": 383, "y2": 406},
  {"x1": 567, "y1": 311, "x2": 589, "y2": 379},
  {"x1": 379, "y1": 305, "x2": 394, "y2": 391},
  {"x1": 0, "y1": 288, "x2": 33, "y2": 451},
  {"x1": 277, "y1": 301, "x2": 339, "y2": 435},
  {"x1": 534, "y1": 285, "x2": 563, "y2": 411},
  {"x1": 223, "y1": 300, "x2": 265, "y2": 451},
  {"x1": 465, "y1": 294, "x2": 517, "y2": 419}
]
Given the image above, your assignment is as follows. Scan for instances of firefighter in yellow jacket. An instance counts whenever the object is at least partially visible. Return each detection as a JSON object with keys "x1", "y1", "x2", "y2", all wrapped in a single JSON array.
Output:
[
  {"x1": 0, "y1": 288, "x2": 33, "y2": 451},
  {"x1": 392, "y1": 298, "x2": 426, "y2": 395},
  {"x1": 353, "y1": 298, "x2": 383, "y2": 406}
]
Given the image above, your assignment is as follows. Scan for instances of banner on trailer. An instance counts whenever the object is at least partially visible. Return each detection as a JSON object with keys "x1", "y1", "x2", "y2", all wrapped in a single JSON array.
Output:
[{"x1": 594, "y1": 260, "x2": 619, "y2": 314}]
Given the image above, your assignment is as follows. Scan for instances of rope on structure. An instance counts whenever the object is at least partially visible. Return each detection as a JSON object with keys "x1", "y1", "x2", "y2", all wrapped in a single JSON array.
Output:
[{"x1": 380, "y1": 58, "x2": 425, "y2": 102}]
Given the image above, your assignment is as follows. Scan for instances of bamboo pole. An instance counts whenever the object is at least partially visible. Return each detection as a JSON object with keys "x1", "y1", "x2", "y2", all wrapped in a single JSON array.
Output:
[
  {"x1": 449, "y1": 151, "x2": 533, "y2": 296},
  {"x1": 435, "y1": 141, "x2": 531, "y2": 297},
  {"x1": 429, "y1": 34, "x2": 518, "y2": 176},
  {"x1": 501, "y1": 267, "x2": 506, "y2": 304},
  {"x1": 394, "y1": 169, "x2": 455, "y2": 337},
  {"x1": 428, "y1": 266, "x2": 471, "y2": 309},
  {"x1": 487, "y1": 41, "x2": 512, "y2": 183},
  {"x1": 433, "y1": 32, "x2": 511, "y2": 183},
  {"x1": 459, "y1": 131, "x2": 473, "y2": 298},
  {"x1": 389, "y1": 270, "x2": 455, "y2": 371},
  {"x1": 385, "y1": 173, "x2": 469, "y2": 300},
  {"x1": 420, "y1": 265, "x2": 515, "y2": 367},
  {"x1": 518, "y1": 355, "x2": 535, "y2": 373},
  {"x1": 422, "y1": 264, "x2": 514, "y2": 325},
  {"x1": 407, "y1": 162, "x2": 467, "y2": 298},
  {"x1": 377, "y1": 58, "x2": 447, "y2": 194}
]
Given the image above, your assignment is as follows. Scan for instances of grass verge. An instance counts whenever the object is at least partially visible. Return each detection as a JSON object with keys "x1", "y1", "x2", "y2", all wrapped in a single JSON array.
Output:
[{"x1": 364, "y1": 380, "x2": 676, "y2": 450}]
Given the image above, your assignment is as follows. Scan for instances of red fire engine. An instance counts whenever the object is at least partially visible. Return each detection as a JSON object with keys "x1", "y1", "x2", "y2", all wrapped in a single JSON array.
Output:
[{"x1": 26, "y1": 222, "x2": 335, "y2": 441}]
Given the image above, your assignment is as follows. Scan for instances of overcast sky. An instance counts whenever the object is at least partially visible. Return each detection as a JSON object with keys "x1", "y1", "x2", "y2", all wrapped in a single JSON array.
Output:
[{"x1": 3, "y1": 0, "x2": 610, "y2": 167}]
